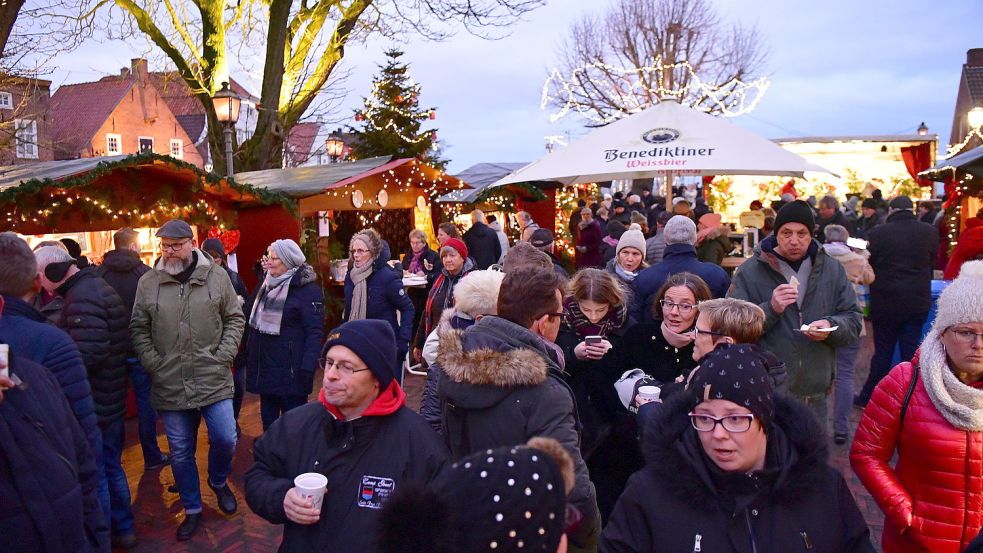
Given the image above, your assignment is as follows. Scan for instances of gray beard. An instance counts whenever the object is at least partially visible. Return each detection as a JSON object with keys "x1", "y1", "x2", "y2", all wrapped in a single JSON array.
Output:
[{"x1": 161, "y1": 256, "x2": 192, "y2": 275}]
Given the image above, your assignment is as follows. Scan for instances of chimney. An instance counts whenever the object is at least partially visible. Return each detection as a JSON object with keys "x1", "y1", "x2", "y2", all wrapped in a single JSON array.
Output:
[
  {"x1": 130, "y1": 58, "x2": 149, "y2": 82},
  {"x1": 120, "y1": 67, "x2": 131, "y2": 78},
  {"x1": 967, "y1": 48, "x2": 983, "y2": 67}
]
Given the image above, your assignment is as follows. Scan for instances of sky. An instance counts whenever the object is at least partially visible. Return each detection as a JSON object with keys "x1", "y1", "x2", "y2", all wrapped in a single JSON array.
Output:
[{"x1": 44, "y1": 0, "x2": 983, "y2": 174}]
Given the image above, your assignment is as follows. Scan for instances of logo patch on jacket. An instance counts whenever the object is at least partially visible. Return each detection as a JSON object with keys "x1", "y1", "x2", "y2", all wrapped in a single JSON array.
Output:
[{"x1": 357, "y1": 475, "x2": 395, "y2": 509}]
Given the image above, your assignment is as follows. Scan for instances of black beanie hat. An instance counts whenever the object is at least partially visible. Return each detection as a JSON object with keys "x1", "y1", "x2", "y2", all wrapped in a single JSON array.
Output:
[
  {"x1": 201, "y1": 238, "x2": 226, "y2": 258},
  {"x1": 774, "y1": 200, "x2": 815, "y2": 234},
  {"x1": 322, "y1": 320, "x2": 396, "y2": 388},
  {"x1": 861, "y1": 198, "x2": 878, "y2": 209},
  {"x1": 687, "y1": 343, "x2": 775, "y2": 429}
]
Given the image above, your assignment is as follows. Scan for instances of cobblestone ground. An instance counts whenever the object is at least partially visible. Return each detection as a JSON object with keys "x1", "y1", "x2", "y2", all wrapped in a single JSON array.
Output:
[{"x1": 120, "y1": 323, "x2": 885, "y2": 552}]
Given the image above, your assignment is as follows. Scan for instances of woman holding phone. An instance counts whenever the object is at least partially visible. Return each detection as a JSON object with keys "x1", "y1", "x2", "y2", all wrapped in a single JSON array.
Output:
[{"x1": 556, "y1": 268, "x2": 636, "y2": 522}]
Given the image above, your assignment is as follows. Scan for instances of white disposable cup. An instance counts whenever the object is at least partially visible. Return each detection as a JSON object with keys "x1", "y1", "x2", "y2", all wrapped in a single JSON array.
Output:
[
  {"x1": 0, "y1": 344, "x2": 8, "y2": 378},
  {"x1": 294, "y1": 473, "x2": 328, "y2": 510},
  {"x1": 638, "y1": 385, "x2": 661, "y2": 402}
]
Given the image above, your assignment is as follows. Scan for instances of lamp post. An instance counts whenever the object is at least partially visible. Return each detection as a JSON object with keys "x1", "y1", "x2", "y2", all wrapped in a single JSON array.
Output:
[
  {"x1": 325, "y1": 133, "x2": 344, "y2": 163},
  {"x1": 211, "y1": 81, "x2": 242, "y2": 177},
  {"x1": 917, "y1": 122, "x2": 928, "y2": 136},
  {"x1": 969, "y1": 106, "x2": 983, "y2": 131}
]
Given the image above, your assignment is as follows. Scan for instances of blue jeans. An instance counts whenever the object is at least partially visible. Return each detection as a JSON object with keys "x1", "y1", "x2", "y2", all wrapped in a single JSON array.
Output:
[
  {"x1": 93, "y1": 429, "x2": 110, "y2": 529},
  {"x1": 859, "y1": 311, "x2": 927, "y2": 402},
  {"x1": 127, "y1": 357, "x2": 166, "y2": 466},
  {"x1": 101, "y1": 417, "x2": 135, "y2": 535},
  {"x1": 259, "y1": 394, "x2": 307, "y2": 431},
  {"x1": 160, "y1": 399, "x2": 237, "y2": 514},
  {"x1": 833, "y1": 340, "x2": 861, "y2": 435}
]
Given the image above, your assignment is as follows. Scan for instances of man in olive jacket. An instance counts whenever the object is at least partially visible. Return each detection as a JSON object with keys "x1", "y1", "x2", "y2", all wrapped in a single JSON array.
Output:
[
  {"x1": 130, "y1": 219, "x2": 245, "y2": 541},
  {"x1": 728, "y1": 201, "x2": 862, "y2": 425}
]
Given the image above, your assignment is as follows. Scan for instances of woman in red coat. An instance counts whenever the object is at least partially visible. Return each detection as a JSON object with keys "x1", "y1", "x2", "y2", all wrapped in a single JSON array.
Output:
[
  {"x1": 851, "y1": 260, "x2": 983, "y2": 553},
  {"x1": 944, "y1": 216, "x2": 983, "y2": 280}
]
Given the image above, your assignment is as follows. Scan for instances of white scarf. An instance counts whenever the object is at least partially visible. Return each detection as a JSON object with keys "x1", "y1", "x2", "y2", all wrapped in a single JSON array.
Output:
[
  {"x1": 249, "y1": 267, "x2": 299, "y2": 335},
  {"x1": 918, "y1": 330, "x2": 983, "y2": 431}
]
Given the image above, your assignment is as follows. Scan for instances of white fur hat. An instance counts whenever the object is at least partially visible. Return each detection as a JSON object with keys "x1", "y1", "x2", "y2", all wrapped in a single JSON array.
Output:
[
  {"x1": 616, "y1": 229, "x2": 646, "y2": 257},
  {"x1": 452, "y1": 270, "x2": 505, "y2": 317},
  {"x1": 932, "y1": 260, "x2": 983, "y2": 332}
]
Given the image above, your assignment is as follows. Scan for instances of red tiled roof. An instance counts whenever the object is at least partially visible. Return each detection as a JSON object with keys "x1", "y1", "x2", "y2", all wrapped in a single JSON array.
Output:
[
  {"x1": 285, "y1": 122, "x2": 321, "y2": 166},
  {"x1": 147, "y1": 71, "x2": 258, "y2": 144},
  {"x1": 50, "y1": 77, "x2": 134, "y2": 159}
]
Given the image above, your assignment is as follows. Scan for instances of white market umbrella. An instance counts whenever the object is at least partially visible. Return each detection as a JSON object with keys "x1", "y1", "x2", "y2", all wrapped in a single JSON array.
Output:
[{"x1": 493, "y1": 100, "x2": 833, "y2": 198}]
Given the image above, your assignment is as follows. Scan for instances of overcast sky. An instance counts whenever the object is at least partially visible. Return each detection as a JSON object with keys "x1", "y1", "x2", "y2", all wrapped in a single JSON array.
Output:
[{"x1": 47, "y1": 0, "x2": 982, "y2": 173}]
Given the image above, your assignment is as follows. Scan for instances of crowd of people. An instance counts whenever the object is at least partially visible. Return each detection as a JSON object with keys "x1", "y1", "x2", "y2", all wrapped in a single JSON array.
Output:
[{"x1": 1, "y1": 182, "x2": 982, "y2": 553}]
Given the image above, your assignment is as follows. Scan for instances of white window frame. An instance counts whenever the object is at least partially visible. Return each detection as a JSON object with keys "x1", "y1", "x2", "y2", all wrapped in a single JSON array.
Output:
[
  {"x1": 137, "y1": 136, "x2": 154, "y2": 154},
  {"x1": 0, "y1": 92, "x2": 12, "y2": 110},
  {"x1": 105, "y1": 133, "x2": 122, "y2": 156},
  {"x1": 169, "y1": 138, "x2": 184, "y2": 159},
  {"x1": 14, "y1": 119, "x2": 38, "y2": 159}
]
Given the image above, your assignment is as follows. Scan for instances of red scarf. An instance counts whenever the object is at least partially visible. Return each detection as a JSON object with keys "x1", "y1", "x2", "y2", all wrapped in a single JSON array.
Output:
[{"x1": 318, "y1": 380, "x2": 405, "y2": 421}]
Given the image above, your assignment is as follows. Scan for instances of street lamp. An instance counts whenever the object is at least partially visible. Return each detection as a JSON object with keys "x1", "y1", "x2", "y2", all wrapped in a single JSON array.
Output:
[
  {"x1": 917, "y1": 122, "x2": 928, "y2": 136},
  {"x1": 211, "y1": 81, "x2": 242, "y2": 177},
  {"x1": 325, "y1": 133, "x2": 345, "y2": 163},
  {"x1": 968, "y1": 106, "x2": 983, "y2": 131}
]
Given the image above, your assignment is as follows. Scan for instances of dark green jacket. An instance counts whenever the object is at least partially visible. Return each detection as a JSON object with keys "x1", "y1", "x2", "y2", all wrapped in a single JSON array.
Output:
[
  {"x1": 727, "y1": 240, "x2": 862, "y2": 398},
  {"x1": 130, "y1": 250, "x2": 245, "y2": 411}
]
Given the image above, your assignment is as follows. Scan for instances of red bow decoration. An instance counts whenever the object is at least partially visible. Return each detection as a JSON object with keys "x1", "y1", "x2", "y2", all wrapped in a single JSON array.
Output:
[{"x1": 206, "y1": 228, "x2": 241, "y2": 254}]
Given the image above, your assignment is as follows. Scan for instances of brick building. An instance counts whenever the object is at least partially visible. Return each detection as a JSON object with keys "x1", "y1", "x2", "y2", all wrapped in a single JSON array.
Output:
[
  {"x1": 50, "y1": 59, "x2": 204, "y2": 167},
  {"x1": 0, "y1": 76, "x2": 54, "y2": 164}
]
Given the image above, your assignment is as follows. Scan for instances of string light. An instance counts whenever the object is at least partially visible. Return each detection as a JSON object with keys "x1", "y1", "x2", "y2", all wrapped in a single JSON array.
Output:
[
  {"x1": 945, "y1": 128, "x2": 983, "y2": 157},
  {"x1": 355, "y1": 77, "x2": 437, "y2": 144},
  {"x1": 541, "y1": 57, "x2": 770, "y2": 124},
  {"x1": 554, "y1": 182, "x2": 599, "y2": 259}
]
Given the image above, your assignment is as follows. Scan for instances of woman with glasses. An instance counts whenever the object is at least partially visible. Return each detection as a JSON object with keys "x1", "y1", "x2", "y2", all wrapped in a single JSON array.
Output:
[
  {"x1": 343, "y1": 230, "x2": 415, "y2": 369},
  {"x1": 411, "y1": 238, "x2": 475, "y2": 364},
  {"x1": 851, "y1": 261, "x2": 983, "y2": 553},
  {"x1": 601, "y1": 346, "x2": 874, "y2": 553},
  {"x1": 556, "y1": 268, "x2": 636, "y2": 522},
  {"x1": 620, "y1": 272, "x2": 711, "y2": 394},
  {"x1": 244, "y1": 239, "x2": 324, "y2": 431}
]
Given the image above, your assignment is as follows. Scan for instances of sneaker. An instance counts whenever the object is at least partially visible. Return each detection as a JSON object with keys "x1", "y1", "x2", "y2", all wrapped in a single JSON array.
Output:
[
  {"x1": 111, "y1": 533, "x2": 137, "y2": 550},
  {"x1": 208, "y1": 481, "x2": 238, "y2": 514},
  {"x1": 176, "y1": 513, "x2": 202, "y2": 541},
  {"x1": 145, "y1": 454, "x2": 170, "y2": 471}
]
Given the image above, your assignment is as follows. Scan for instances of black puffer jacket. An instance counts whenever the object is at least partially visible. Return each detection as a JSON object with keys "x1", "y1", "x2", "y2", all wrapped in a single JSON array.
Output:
[
  {"x1": 95, "y1": 248, "x2": 150, "y2": 312},
  {"x1": 600, "y1": 393, "x2": 875, "y2": 553},
  {"x1": 56, "y1": 267, "x2": 130, "y2": 427},
  {"x1": 434, "y1": 316, "x2": 601, "y2": 550}
]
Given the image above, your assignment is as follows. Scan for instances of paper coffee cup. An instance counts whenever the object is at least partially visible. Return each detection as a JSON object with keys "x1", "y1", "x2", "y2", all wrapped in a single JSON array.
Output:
[
  {"x1": 294, "y1": 473, "x2": 328, "y2": 510},
  {"x1": 638, "y1": 385, "x2": 661, "y2": 402},
  {"x1": 0, "y1": 344, "x2": 8, "y2": 378}
]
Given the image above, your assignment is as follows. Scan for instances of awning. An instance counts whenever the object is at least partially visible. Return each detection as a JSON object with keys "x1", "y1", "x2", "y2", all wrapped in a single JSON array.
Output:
[
  {"x1": 440, "y1": 162, "x2": 538, "y2": 203},
  {"x1": 234, "y1": 156, "x2": 395, "y2": 197},
  {"x1": 920, "y1": 145, "x2": 983, "y2": 180}
]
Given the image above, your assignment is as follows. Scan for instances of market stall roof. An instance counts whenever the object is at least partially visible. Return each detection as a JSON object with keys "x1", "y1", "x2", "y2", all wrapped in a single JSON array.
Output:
[
  {"x1": 440, "y1": 162, "x2": 549, "y2": 203},
  {"x1": 920, "y1": 145, "x2": 983, "y2": 180},
  {"x1": 0, "y1": 155, "x2": 131, "y2": 191}
]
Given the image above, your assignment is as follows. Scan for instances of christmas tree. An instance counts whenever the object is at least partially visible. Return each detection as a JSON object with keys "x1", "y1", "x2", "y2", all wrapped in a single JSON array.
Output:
[{"x1": 349, "y1": 49, "x2": 447, "y2": 169}]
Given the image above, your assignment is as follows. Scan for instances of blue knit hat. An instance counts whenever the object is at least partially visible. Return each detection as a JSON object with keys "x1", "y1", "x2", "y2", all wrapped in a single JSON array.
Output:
[{"x1": 323, "y1": 320, "x2": 396, "y2": 387}]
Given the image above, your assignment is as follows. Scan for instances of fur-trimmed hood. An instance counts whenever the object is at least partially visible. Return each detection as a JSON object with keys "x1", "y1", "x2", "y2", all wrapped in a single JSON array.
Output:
[
  {"x1": 436, "y1": 315, "x2": 561, "y2": 410},
  {"x1": 642, "y1": 391, "x2": 830, "y2": 510},
  {"x1": 291, "y1": 263, "x2": 318, "y2": 287}
]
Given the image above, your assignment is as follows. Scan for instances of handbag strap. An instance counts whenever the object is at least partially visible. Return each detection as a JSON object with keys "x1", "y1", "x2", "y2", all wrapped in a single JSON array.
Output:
[{"x1": 899, "y1": 364, "x2": 920, "y2": 428}]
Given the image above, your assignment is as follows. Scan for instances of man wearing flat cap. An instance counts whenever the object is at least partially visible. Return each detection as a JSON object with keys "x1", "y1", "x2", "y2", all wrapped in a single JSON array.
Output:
[
  {"x1": 130, "y1": 219, "x2": 245, "y2": 540},
  {"x1": 245, "y1": 319, "x2": 447, "y2": 552}
]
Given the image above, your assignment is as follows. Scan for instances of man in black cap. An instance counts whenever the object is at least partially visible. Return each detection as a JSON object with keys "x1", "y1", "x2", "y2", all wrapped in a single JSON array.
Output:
[
  {"x1": 530, "y1": 228, "x2": 570, "y2": 278},
  {"x1": 728, "y1": 200, "x2": 862, "y2": 428},
  {"x1": 856, "y1": 196, "x2": 939, "y2": 407},
  {"x1": 853, "y1": 197, "x2": 884, "y2": 239},
  {"x1": 245, "y1": 319, "x2": 447, "y2": 552},
  {"x1": 130, "y1": 219, "x2": 245, "y2": 540}
]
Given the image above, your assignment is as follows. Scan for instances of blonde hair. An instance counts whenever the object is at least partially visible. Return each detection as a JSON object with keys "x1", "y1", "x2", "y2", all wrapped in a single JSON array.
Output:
[
  {"x1": 408, "y1": 229, "x2": 427, "y2": 242},
  {"x1": 697, "y1": 297, "x2": 765, "y2": 343},
  {"x1": 568, "y1": 268, "x2": 625, "y2": 309}
]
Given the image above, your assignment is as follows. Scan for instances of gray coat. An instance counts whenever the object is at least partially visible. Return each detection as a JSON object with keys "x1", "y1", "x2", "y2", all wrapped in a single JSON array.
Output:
[{"x1": 728, "y1": 239, "x2": 862, "y2": 398}]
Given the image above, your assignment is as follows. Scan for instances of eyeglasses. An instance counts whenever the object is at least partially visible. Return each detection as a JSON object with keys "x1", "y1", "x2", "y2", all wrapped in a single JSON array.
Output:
[
  {"x1": 688, "y1": 412, "x2": 755, "y2": 433},
  {"x1": 159, "y1": 239, "x2": 191, "y2": 252},
  {"x1": 542, "y1": 312, "x2": 566, "y2": 321},
  {"x1": 261, "y1": 255, "x2": 282, "y2": 264},
  {"x1": 350, "y1": 248, "x2": 370, "y2": 255},
  {"x1": 319, "y1": 357, "x2": 372, "y2": 376},
  {"x1": 947, "y1": 328, "x2": 983, "y2": 345},
  {"x1": 691, "y1": 327, "x2": 726, "y2": 338},
  {"x1": 660, "y1": 299, "x2": 696, "y2": 314}
]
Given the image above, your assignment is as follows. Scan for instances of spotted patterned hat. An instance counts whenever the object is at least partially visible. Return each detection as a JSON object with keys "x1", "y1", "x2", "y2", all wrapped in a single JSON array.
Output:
[{"x1": 687, "y1": 343, "x2": 775, "y2": 429}]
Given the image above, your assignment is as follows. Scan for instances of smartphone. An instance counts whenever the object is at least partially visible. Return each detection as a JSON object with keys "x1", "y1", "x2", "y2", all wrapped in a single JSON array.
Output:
[{"x1": 585, "y1": 335, "x2": 603, "y2": 345}]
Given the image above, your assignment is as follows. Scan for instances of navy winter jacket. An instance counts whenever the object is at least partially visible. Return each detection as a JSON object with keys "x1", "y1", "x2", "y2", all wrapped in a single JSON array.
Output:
[
  {"x1": 0, "y1": 294, "x2": 100, "y2": 456},
  {"x1": 245, "y1": 265, "x2": 324, "y2": 397},
  {"x1": 95, "y1": 248, "x2": 150, "y2": 313},
  {"x1": 630, "y1": 243, "x2": 731, "y2": 322},
  {"x1": 343, "y1": 256, "x2": 414, "y2": 354},
  {"x1": 0, "y1": 354, "x2": 109, "y2": 553}
]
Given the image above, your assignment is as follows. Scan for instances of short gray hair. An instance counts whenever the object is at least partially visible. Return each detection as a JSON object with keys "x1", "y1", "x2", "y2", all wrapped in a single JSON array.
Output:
[
  {"x1": 34, "y1": 245, "x2": 74, "y2": 270},
  {"x1": 664, "y1": 215, "x2": 697, "y2": 246},
  {"x1": 823, "y1": 224, "x2": 850, "y2": 244},
  {"x1": 516, "y1": 211, "x2": 532, "y2": 223},
  {"x1": 0, "y1": 232, "x2": 38, "y2": 296},
  {"x1": 819, "y1": 195, "x2": 839, "y2": 210}
]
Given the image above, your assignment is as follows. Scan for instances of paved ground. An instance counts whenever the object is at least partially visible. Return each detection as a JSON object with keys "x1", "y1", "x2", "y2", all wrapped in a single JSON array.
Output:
[{"x1": 120, "y1": 324, "x2": 885, "y2": 551}]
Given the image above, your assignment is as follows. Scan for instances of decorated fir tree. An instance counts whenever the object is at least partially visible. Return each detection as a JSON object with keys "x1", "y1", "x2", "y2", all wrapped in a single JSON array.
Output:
[{"x1": 349, "y1": 49, "x2": 447, "y2": 169}]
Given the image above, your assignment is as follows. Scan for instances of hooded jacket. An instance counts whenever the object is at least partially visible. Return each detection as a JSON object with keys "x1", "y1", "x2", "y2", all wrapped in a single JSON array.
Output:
[
  {"x1": 130, "y1": 250, "x2": 246, "y2": 411},
  {"x1": 245, "y1": 264, "x2": 324, "y2": 397},
  {"x1": 630, "y1": 243, "x2": 731, "y2": 323},
  {"x1": 433, "y1": 315, "x2": 601, "y2": 549},
  {"x1": 56, "y1": 267, "x2": 130, "y2": 426},
  {"x1": 867, "y1": 210, "x2": 939, "y2": 316},
  {"x1": 600, "y1": 393, "x2": 874, "y2": 553},
  {"x1": 727, "y1": 236, "x2": 863, "y2": 397},
  {"x1": 343, "y1": 251, "x2": 415, "y2": 355},
  {"x1": 244, "y1": 384, "x2": 447, "y2": 553},
  {"x1": 462, "y1": 221, "x2": 502, "y2": 270},
  {"x1": 95, "y1": 248, "x2": 150, "y2": 313}
]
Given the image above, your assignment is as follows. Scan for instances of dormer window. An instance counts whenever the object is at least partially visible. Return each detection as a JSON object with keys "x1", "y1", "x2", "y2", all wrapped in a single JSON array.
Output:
[{"x1": 106, "y1": 133, "x2": 122, "y2": 155}]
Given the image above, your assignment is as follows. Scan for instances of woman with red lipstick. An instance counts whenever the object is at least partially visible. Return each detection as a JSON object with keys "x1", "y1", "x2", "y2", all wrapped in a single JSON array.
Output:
[
  {"x1": 601, "y1": 345, "x2": 874, "y2": 553},
  {"x1": 852, "y1": 260, "x2": 983, "y2": 553}
]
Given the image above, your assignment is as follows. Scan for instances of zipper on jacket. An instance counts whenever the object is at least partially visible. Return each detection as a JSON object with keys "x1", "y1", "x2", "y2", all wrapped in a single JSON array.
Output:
[
  {"x1": 692, "y1": 533, "x2": 702, "y2": 552},
  {"x1": 800, "y1": 531, "x2": 813, "y2": 550}
]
